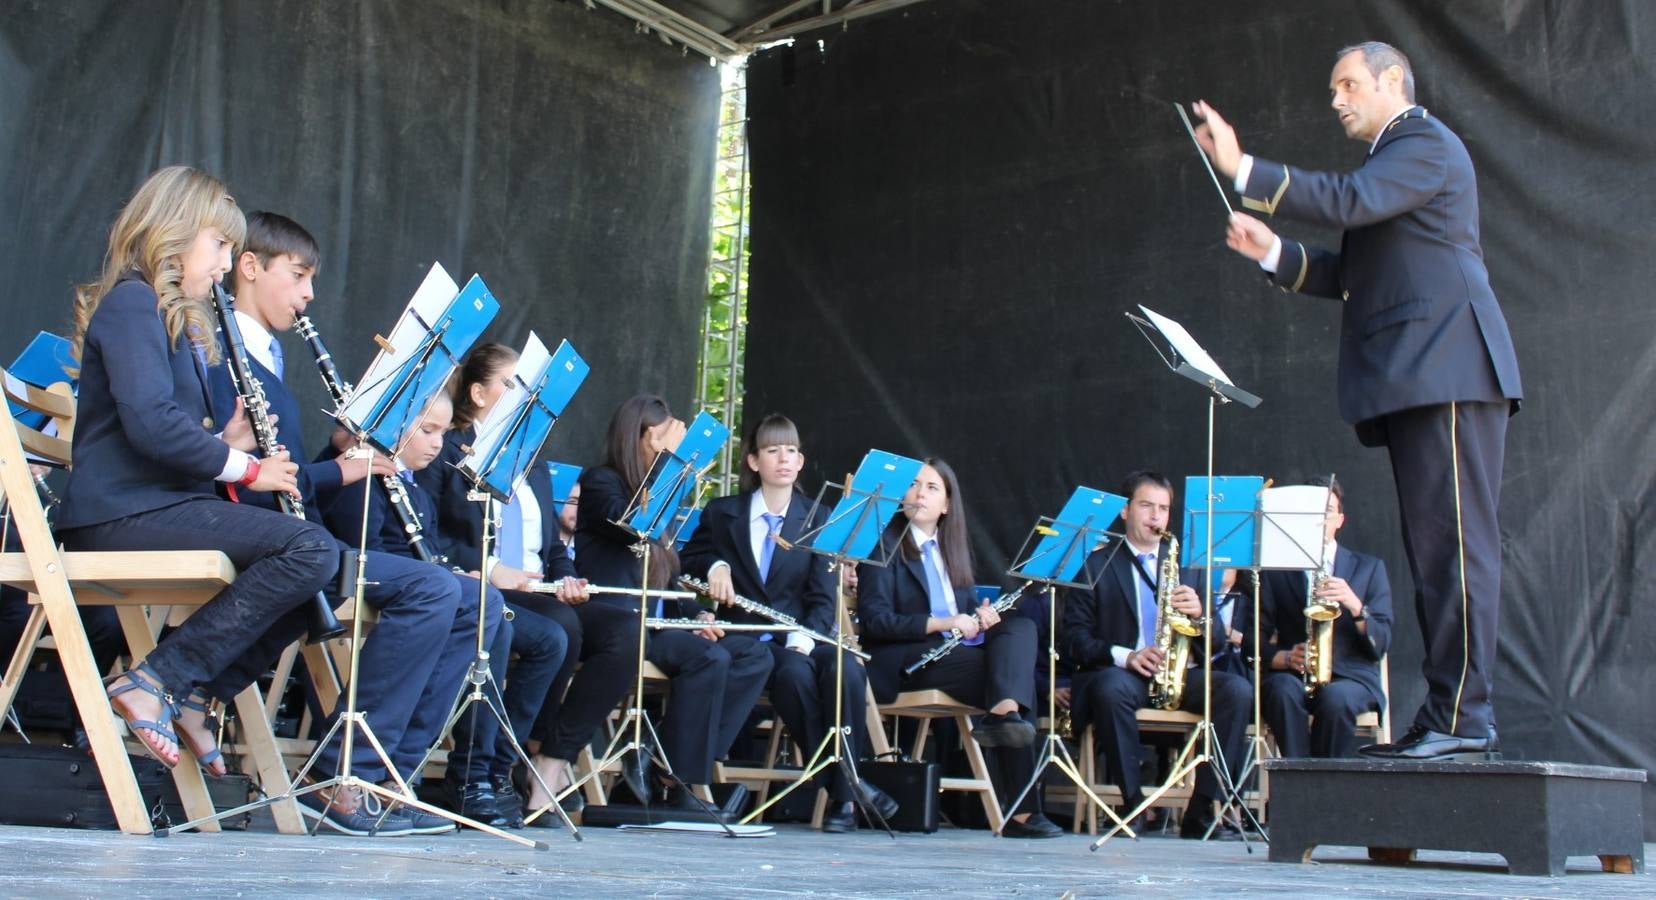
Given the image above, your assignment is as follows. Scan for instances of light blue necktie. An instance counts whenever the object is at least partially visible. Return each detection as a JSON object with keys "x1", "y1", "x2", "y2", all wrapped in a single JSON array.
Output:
[
  {"x1": 269, "y1": 336, "x2": 284, "y2": 381},
  {"x1": 758, "y1": 512, "x2": 783, "y2": 583},
  {"x1": 497, "y1": 497, "x2": 524, "y2": 571},
  {"x1": 756, "y1": 512, "x2": 784, "y2": 642},
  {"x1": 1137, "y1": 552, "x2": 1159, "y2": 650}
]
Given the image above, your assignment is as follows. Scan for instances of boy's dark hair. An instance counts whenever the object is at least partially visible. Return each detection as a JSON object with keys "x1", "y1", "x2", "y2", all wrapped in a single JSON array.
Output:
[{"x1": 231, "y1": 211, "x2": 320, "y2": 292}]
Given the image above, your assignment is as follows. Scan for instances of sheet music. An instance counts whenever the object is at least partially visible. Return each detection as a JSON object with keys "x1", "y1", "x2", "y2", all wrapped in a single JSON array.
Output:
[
  {"x1": 805, "y1": 450, "x2": 923, "y2": 562},
  {"x1": 1138, "y1": 305, "x2": 1234, "y2": 386},
  {"x1": 1258, "y1": 484, "x2": 1331, "y2": 570},
  {"x1": 341, "y1": 263, "x2": 460, "y2": 424},
  {"x1": 465, "y1": 331, "x2": 552, "y2": 475}
]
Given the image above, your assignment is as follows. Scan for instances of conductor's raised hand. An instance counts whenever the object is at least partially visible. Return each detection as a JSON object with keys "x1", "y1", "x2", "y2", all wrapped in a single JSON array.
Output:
[
  {"x1": 1191, "y1": 100, "x2": 1242, "y2": 180},
  {"x1": 250, "y1": 450, "x2": 301, "y2": 499},
  {"x1": 1226, "y1": 212, "x2": 1277, "y2": 262}
]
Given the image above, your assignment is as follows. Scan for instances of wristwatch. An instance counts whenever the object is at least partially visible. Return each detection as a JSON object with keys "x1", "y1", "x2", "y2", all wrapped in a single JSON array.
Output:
[{"x1": 1352, "y1": 604, "x2": 1367, "y2": 622}]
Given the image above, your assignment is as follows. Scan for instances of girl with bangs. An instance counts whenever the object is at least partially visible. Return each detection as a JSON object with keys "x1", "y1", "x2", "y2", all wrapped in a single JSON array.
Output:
[
  {"x1": 56, "y1": 167, "x2": 338, "y2": 771},
  {"x1": 680, "y1": 413, "x2": 898, "y2": 832}
]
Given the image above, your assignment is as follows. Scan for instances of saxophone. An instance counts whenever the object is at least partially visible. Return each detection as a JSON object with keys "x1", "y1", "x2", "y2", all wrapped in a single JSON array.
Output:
[
  {"x1": 1147, "y1": 528, "x2": 1201, "y2": 710},
  {"x1": 1302, "y1": 558, "x2": 1339, "y2": 693}
]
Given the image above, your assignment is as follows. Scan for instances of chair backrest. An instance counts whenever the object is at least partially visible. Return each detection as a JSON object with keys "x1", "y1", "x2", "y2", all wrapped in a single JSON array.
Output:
[{"x1": 0, "y1": 368, "x2": 76, "y2": 559}]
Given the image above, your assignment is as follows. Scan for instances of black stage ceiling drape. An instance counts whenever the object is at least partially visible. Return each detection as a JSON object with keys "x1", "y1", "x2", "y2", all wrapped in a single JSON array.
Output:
[
  {"x1": 744, "y1": 0, "x2": 1656, "y2": 832},
  {"x1": 0, "y1": 0, "x2": 718, "y2": 465}
]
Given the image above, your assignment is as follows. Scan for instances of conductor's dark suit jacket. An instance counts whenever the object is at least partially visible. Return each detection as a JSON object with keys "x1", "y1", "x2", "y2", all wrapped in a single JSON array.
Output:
[{"x1": 1242, "y1": 106, "x2": 1522, "y2": 445}]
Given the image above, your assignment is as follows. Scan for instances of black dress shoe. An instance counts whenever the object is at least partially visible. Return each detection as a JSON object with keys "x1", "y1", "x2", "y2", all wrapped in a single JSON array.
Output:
[
  {"x1": 661, "y1": 782, "x2": 709, "y2": 812},
  {"x1": 1179, "y1": 802, "x2": 1217, "y2": 840},
  {"x1": 1359, "y1": 724, "x2": 1499, "y2": 761},
  {"x1": 1002, "y1": 812, "x2": 1063, "y2": 839},
  {"x1": 822, "y1": 802, "x2": 858, "y2": 833},
  {"x1": 854, "y1": 780, "x2": 900, "y2": 822},
  {"x1": 972, "y1": 712, "x2": 1037, "y2": 749},
  {"x1": 455, "y1": 780, "x2": 513, "y2": 828},
  {"x1": 490, "y1": 774, "x2": 525, "y2": 828}
]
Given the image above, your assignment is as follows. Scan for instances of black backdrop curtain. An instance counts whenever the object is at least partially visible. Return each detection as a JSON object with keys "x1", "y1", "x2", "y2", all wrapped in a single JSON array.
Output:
[
  {"x1": 743, "y1": 0, "x2": 1656, "y2": 831},
  {"x1": 1, "y1": 0, "x2": 717, "y2": 464}
]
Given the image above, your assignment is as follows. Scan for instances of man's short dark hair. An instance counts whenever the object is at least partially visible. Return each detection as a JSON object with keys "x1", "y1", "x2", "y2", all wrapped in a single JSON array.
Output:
[
  {"x1": 233, "y1": 211, "x2": 320, "y2": 292},
  {"x1": 1307, "y1": 474, "x2": 1345, "y2": 511},
  {"x1": 1120, "y1": 469, "x2": 1173, "y2": 502},
  {"x1": 1338, "y1": 41, "x2": 1415, "y2": 104}
]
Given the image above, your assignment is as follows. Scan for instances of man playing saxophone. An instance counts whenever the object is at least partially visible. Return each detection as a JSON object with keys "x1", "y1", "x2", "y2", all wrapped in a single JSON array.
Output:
[
  {"x1": 1062, "y1": 471, "x2": 1251, "y2": 838},
  {"x1": 1251, "y1": 477, "x2": 1393, "y2": 758}
]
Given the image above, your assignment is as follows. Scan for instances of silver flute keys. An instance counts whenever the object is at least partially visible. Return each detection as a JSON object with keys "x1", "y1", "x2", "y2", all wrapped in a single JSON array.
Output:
[{"x1": 677, "y1": 574, "x2": 870, "y2": 661}]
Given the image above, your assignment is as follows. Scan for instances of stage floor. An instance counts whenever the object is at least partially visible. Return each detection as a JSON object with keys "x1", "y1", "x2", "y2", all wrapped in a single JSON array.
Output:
[{"x1": 4, "y1": 820, "x2": 1651, "y2": 898}]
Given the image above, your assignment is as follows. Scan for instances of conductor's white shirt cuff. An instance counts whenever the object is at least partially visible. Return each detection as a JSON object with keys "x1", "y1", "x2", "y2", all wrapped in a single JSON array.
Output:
[
  {"x1": 216, "y1": 449, "x2": 253, "y2": 483},
  {"x1": 1233, "y1": 154, "x2": 1254, "y2": 192},
  {"x1": 1260, "y1": 235, "x2": 1283, "y2": 274}
]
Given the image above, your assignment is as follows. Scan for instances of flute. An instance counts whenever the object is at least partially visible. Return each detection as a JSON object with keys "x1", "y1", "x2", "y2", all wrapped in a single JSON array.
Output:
[
  {"x1": 677, "y1": 575, "x2": 870, "y2": 661},
  {"x1": 646, "y1": 617, "x2": 794, "y2": 633},
  {"x1": 903, "y1": 581, "x2": 1034, "y2": 676},
  {"x1": 522, "y1": 578, "x2": 698, "y2": 601}
]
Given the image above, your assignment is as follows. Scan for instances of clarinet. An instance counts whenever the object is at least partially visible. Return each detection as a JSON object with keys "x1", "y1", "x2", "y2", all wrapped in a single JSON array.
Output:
[
  {"x1": 209, "y1": 285, "x2": 345, "y2": 644},
  {"x1": 293, "y1": 315, "x2": 441, "y2": 566},
  {"x1": 903, "y1": 581, "x2": 1034, "y2": 675},
  {"x1": 677, "y1": 575, "x2": 870, "y2": 661}
]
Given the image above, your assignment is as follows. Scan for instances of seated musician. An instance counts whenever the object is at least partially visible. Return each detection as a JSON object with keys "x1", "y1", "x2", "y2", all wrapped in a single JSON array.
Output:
[
  {"x1": 1062, "y1": 470, "x2": 1251, "y2": 838},
  {"x1": 415, "y1": 344, "x2": 610, "y2": 823},
  {"x1": 210, "y1": 211, "x2": 501, "y2": 836},
  {"x1": 575, "y1": 394, "x2": 773, "y2": 810},
  {"x1": 56, "y1": 168, "x2": 336, "y2": 798},
  {"x1": 1251, "y1": 477, "x2": 1392, "y2": 758},
  {"x1": 679, "y1": 413, "x2": 898, "y2": 833},
  {"x1": 857, "y1": 458, "x2": 1062, "y2": 838}
]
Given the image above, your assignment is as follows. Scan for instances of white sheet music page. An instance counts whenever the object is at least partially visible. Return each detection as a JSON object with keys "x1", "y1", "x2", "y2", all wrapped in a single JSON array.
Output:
[
  {"x1": 1258, "y1": 484, "x2": 1331, "y2": 570},
  {"x1": 1138, "y1": 304, "x2": 1234, "y2": 385},
  {"x1": 340, "y1": 262, "x2": 460, "y2": 425},
  {"x1": 463, "y1": 330, "x2": 552, "y2": 477}
]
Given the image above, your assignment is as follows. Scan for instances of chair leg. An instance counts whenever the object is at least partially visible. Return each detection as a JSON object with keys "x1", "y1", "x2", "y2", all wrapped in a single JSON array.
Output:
[
  {"x1": 0, "y1": 602, "x2": 47, "y2": 723},
  {"x1": 231, "y1": 683, "x2": 306, "y2": 834},
  {"x1": 954, "y1": 714, "x2": 1004, "y2": 832},
  {"x1": 263, "y1": 642, "x2": 300, "y2": 724},
  {"x1": 119, "y1": 606, "x2": 219, "y2": 833},
  {"x1": 301, "y1": 642, "x2": 341, "y2": 718},
  {"x1": 577, "y1": 745, "x2": 606, "y2": 805},
  {"x1": 865, "y1": 683, "x2": 893, "y2": 758},
  {"x1": 910, "y1": 718, "x2": 933, "y2": 761}
]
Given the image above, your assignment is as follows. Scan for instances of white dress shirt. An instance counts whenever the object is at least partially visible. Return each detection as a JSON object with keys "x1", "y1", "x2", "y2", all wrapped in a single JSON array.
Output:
[{"x1": 1111, "y1": 538, "x2": 1163, "y2": 669}]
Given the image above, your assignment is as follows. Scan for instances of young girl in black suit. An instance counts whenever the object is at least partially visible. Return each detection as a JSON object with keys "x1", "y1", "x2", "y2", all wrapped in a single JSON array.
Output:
[
  {"x1": 679, "y1": 413, "x2": 897, "y2": 831},
  {"x1": 856, "y1": 458, "x2": 1060, "y2": 837},
  {"x1": 57, "y1": 167, "x2": 336, "y2": 773}
]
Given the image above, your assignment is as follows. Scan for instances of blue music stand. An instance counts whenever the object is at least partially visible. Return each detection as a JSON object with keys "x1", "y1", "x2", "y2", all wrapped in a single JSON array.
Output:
[
  {"x1": 7, "y1": 332, "x2": 75, "y2": 432},
  {"x1": 1000, "y1": 487, "x2": 1135, "y2": 838},
  {"x1": 419, "y1": 331, "x2": 589, "y2": 838},
  {"x1": 1010, "y1": 486, "x2": 1127, "y2": 590},
  {"x1": 338, "y1": 263, "x2": 499, "y2": 456},
  {"x1": 1182, "y1": 476, "x2": 1266, "y2": 569},
  {"x1": 546, "y1": 460, "x2": 583, "y2": 504},
  {"x1": 551, "y1": 410, "x2": 743, "y2": 835},
  {"x1": 460, "y1": 335, "x2": 589, "y2": 502}
]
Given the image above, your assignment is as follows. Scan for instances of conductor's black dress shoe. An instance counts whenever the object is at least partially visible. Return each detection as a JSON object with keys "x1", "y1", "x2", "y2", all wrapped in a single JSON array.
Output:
[{"x1": 1359, "y1": 724, "x2": 1500, "y2": 761}]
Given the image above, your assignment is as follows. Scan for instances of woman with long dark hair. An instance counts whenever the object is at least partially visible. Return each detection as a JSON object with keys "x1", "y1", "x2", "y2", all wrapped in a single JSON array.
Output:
[
  {"x1": 857, "y1": 458, "x2": 1061, "y2": 837},
  {"x1": 576, "y1": 394, "x2": 773, "y2": 808}
]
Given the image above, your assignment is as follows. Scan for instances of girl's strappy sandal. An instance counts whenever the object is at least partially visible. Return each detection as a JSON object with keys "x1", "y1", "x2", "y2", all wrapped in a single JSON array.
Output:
[{"x1": 104, "y1": 661, "x2": 180, "y2": 769}]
